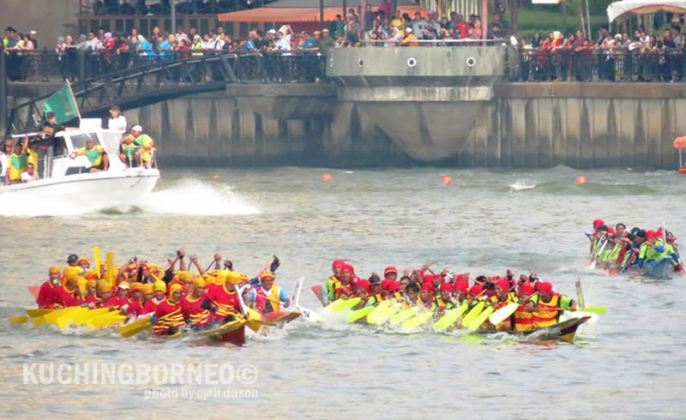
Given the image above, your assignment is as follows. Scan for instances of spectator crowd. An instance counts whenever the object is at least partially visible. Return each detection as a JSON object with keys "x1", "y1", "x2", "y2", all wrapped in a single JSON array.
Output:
[{"x1": 3, "y1": 5, "x2": 686, "y2": 83}]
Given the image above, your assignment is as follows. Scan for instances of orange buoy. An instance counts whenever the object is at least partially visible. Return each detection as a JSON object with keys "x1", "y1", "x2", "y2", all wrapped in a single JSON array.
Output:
[
  {"x1": 321, "y1": 173, "x2": 333, "y2": 181},
  {"x1": 212, "y1": 174, "x2": 219, "y2": 180},
  {"x1": 575, "y1": 176, "x2": 588, "y2": 184},
  {"x1": 440, "y1": 176, "x2": 453, "y2": 184}
]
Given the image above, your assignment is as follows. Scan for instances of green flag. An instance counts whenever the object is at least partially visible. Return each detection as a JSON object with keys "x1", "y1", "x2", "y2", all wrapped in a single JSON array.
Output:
[{"x1": 42, "y1": 82, "x2": 80, "y2": 124}]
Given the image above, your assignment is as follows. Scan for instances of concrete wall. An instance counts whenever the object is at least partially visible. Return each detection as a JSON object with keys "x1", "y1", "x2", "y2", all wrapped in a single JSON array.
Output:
[{"x1": 123, "y1": 82, "x2": 683, "y2": 169}]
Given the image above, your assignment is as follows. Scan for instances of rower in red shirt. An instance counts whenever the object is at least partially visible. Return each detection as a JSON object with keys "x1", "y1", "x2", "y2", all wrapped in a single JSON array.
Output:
[
  {"x1": 182, "y1": 277, "x2": 210, "y2": 327},
  {"x1": 102, "y1": 282, "x2": 130, "y2": 310},
  {"x1": 36, "y1": 266, "x2": 63, "y2": 309},
  {"x1": 151, "y1": 283, "x2": 185, "y2": 335},
  {"x1": 202, "y1": 270, "x2": 243, "y2": 324},
  {"x1": 54, "y1": 275, "x2": 82, "y2": 308},
  {"x1": 142, "y1": 280, "x2": 167, "y2": 315},
  {"x1": 126, "y1": 283, "x2": 144, "y2": 316},
  {"x1": 84, "y1": 279, "x2": 101, "y2": 307}
]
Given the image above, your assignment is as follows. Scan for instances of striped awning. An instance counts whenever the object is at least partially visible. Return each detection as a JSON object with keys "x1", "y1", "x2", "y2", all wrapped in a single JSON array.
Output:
[{"x1": 607, "y1": 1, "x2": 686, "y2": 23}]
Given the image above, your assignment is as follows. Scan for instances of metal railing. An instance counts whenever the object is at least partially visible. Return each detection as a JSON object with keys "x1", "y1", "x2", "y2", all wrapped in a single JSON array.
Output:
[
  {"x1": 5, "y1": 51, "x2": 326, "y2": 135},
  {"x1": 513, "y1": 48, "x2": 686, "y2": 82}
]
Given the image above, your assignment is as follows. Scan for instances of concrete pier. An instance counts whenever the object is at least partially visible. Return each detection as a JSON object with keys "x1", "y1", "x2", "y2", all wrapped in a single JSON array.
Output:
[{"x1": 12, "y1": 46, "x2": 675, "y2": 169}]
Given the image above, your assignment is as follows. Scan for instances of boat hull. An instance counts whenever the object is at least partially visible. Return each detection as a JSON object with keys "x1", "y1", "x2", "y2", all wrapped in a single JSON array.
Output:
[
  {"x1": 0, "y1": 168, "x2": 159, "y2": 214},
  {"x1": 642, "y1": 258, "x2": 673, "y2": 279},
  {"x1": 480, "y1": 316, "x2": 590, "y2": 343}
]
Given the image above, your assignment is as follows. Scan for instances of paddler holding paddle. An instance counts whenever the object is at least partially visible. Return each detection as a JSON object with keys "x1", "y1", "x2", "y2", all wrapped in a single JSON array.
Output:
[
  {"x1": 247, "y1": 271, "x2": 290, "y2": 315},
  {"x1": 525, "y1": 282, "x2": 577, "y2": 329},
  {"x1": 36, "y1": 266, "x2": 63, "y2": 309},
  {"x1": 202, "y1": 270, "x2": 243, "y2": 324},
  {"x1": 181, "y1": 277, "x2": 210, "y2": 328},
  {"x1": 151, "y1": 284, "x2": 185, "y2": 335},
  {"x1": 486, "y1": 279, "x2": 518, "y2": 331}
]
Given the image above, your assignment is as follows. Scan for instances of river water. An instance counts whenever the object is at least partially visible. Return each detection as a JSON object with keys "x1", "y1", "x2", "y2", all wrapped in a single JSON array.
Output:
[{"x1": 1, "y1": 166, "x2": 685, "y2": 419}]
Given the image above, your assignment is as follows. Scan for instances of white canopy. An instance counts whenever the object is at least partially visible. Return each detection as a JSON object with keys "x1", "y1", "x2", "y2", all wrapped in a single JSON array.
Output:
[{"x1": 607, "y1": 0, "x2": 686, "y2": 23}]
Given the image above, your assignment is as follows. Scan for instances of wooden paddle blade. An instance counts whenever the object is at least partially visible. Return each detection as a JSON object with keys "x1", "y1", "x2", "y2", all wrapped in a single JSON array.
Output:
[
  {"x1": 9, "y1": 316, "x2": 29, "y2": 324},
  {"x1": 488, "y1": 302, "x2": 519, "y2": 326},
  {"x1": 433, "y1": 301, "x2": 469, "y2": 332},
  {"x1": 468, "y1": 306, "x2": 495, "y2": 331},
  {"x1": 461, "y1": 301, "x2": 485, "y2": 328},
  {"x1": 583, "y1": 306, "x2": 607, "y2": 314},
  {"x1": 346, "y1": 305, "x2": 375, "y2": 323},
  {"x1": 366, "y1": 300, "x2": 391, "y2": 324},
  {"x1": 118, "y1": 317, "x2": 152, "y2": 337},
  {"x1": 389, "y1": 306, "x2": 420, "y2": 325},
  {"x1": 325, "y1": 297, "x2": 361, "y2": 313},
  {"x1": 401, "y1": 311, "x2": 433, "y2": 331}
]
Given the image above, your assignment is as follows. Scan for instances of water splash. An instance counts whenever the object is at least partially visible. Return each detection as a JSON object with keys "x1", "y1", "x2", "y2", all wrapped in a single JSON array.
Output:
[
  {"x1": 138, "y1": 180, "x2": 260, "y2": 216},
  {"x1": 509, "y1": 180, "x2": 537, "y2": 192},
  {"x1": 0, "y1": 179, "x2": 260, "y2": 217}
]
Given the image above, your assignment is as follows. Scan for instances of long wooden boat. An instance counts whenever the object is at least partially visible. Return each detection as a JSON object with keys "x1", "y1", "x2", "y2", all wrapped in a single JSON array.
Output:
[{"x1": 478, "y1": 316, "x2": 591, "y2": 343}]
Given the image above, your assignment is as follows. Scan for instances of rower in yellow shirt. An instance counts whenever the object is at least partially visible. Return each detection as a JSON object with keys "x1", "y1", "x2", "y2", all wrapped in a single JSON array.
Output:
[
  {"x1": 130, "y1": 125, "x2": 155, "y2": 169},
  {"x1": 6, "y1": 141, "x2": 28, "y2": 184},
  {"x1": 70, "y1": 136, "x2": 109, "y2": 172}
]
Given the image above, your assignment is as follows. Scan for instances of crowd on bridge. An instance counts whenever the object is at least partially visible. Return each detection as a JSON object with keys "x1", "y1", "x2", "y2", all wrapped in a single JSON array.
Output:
[{"x1": 4, "y1": 6, "x2": 686, "y2": 82}]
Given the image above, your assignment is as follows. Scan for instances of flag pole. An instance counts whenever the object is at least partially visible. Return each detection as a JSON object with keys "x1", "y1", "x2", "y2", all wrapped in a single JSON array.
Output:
[{"x1": 65, "y1": 78, "x2": 81, "y2": 119}]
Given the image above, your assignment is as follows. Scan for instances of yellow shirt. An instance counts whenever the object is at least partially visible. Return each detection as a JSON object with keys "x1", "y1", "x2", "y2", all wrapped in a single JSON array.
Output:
[
  {"x1": 26, "y1": 148, "x2": 38, "y2": 169},
  {"x1": 402, "y1": 34, "x2": 418, "y2": 47},
  {"x1": 390, "y1": 18, "x2": 404, "y2": 31}
]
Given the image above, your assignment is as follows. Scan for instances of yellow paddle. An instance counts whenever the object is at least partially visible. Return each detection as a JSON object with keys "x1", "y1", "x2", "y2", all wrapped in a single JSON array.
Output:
[
  {"x1": 85, "y1": 311, "x2": 126, "y2": 330},
  {"x1": 43, "y1": 306, "x2": 81, "y2": 324},
  {"x1": 468, "y1": 306, "x2": 495, "y2": 331},
  {"x1": 389, "y1": 306, "x2": 420, "y2": 325},
  {"x1": 346, "y1": 305, "x2": 375, "y2": 323},
  {"x1": 461, "y1": 301, "x2": 486, "y2": 328},
  {"x1": 366, "y1": 300, "x2": 391, "y2": 324},
  {"x1": 368, "y1": 301, "x2": 401, "y2": 325},
  {"x1": 9, "y1": 316, "x2": 29, "y2": 324},
  {"x1": 26, "y1": 308, "x2": 52, "y2": 318},
  {"x1": 93, "y1": 246, "x2": 102, "y2": 278},
  {"x1": 55, "y1": 307, "x2": 90, "y2": 329},
  {"x1": 325, "y1": 297, "x2": 362, "y2": 313},
  {"x1": 106, "y1": 251, "x2": 115, "y2": 287},
  {"x1": 433, "y1": 301, "x2": 469, "y2": 332},
  {"x1": 401, "y1": 310, "x2": 434, "y2": 331},
  {"x1": 119, "y1": 315, "x2": 153, "y2": 338},
  {"x1": 71, "y1": 307, "x2": 110, "y2": 326}
]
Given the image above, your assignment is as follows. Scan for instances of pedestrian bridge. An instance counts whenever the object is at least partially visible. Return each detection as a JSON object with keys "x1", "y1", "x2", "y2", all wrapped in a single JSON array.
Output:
[{"x1": 5, "y1": 51, "x2": 324, "y2": 135}]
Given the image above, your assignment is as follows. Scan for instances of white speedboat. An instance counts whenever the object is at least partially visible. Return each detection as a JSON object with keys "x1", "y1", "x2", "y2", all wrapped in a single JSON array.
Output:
[{"x1": 1, "y1": 119, "x2": 159, "y2": 213}]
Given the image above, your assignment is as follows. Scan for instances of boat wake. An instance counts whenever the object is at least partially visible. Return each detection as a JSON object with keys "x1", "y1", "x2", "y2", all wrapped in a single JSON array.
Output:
[
  {"x1": 509, "y1": 180, "x2": 537, "y2": 192},
  {"x1": 0, "y1": 180, "x2": 260, "y2": 218},
  {"x1": 136, "y1": 180, "x2": 260, "y2": 216}
]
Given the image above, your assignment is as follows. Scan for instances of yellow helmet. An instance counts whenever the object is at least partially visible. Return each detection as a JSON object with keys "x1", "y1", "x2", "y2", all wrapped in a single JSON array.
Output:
[
  {"x1": 141, "y1": 283, "x2": 154, "y2": 295},
  {"x1": 153, "y1": 280, "x2": 167, "y2": 293},
  {"x1": 192, "y1": 277, "x2": 206, "y2": 288},
  {"x1": 96, "y1": 279, "x2": 111, "y2": 293},
  {"x1": 219, "y1": 270, "x2": 243, "y2": 285},
  {"x1": 169, "y1": 284, "x2": 183, "y2": 295},
  {"x1": 177, "y1": 271, "x2": 193, "y2": 282}
]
